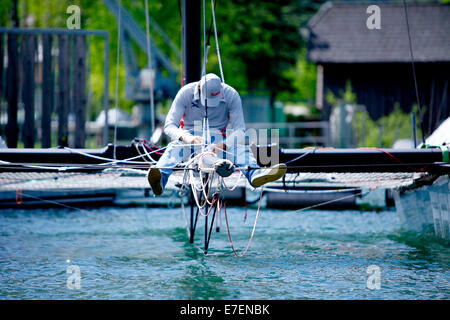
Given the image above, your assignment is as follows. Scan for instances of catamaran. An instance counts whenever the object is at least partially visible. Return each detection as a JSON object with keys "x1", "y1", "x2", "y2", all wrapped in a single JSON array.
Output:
[{"x1": 0, "y1": 1, "x2": 448, "y2": 257}]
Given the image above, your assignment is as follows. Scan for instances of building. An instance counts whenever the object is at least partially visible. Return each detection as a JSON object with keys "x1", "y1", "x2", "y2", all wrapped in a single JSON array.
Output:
[{"x1": 307, "y1": 2, "x2": 450, "y2": 134}]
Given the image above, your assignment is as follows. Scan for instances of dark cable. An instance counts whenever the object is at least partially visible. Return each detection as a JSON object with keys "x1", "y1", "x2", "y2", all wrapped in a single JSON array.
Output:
[{"x1": 403, "y1": 0, "x2": 426, "y2": 144}]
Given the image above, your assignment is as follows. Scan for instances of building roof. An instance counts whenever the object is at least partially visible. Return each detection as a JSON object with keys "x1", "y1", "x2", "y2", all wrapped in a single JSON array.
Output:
[{"x1": 307, "y1": 2, "x2": 450, "y2": 63}]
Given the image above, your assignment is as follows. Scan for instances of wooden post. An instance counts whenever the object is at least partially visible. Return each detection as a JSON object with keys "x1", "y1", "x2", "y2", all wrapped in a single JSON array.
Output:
[
  {"x1": 22, "y1": 34, "x2": 36, "y2": 148},
  {"x1": 41, "y1": 34, "x2": 54, "y2": 148},
  {"x1": 57, "y1": 34, "x2": 70, "y2": 147},
  {"x1": 6, "y1": 34, "x2": 19, "y2": 148},
  {"x1": 316, "y1": 64, "x2": 324, "y2": 110},
  {"x1": 73, "y1": 35, "x2": 87, "y2": 148}
]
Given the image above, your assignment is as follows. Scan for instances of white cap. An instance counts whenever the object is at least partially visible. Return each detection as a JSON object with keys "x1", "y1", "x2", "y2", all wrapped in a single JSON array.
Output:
[{"x1": 200, "y1": 73, "x2": 223, "y2": 107}]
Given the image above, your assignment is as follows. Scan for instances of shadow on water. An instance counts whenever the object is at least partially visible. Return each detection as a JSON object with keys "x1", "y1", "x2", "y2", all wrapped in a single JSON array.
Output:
[
  {"x1": 388, "y1": 230, "x2": 450, "y2": 266},
  {"x1": 167, "y1": 227, "x2": 231, "y2": 299}
]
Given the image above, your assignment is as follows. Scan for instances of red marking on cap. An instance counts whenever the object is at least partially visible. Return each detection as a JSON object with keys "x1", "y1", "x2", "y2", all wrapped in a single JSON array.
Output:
[{"x1": 211, "y1": 91, "x2": 221, "y2": 97}]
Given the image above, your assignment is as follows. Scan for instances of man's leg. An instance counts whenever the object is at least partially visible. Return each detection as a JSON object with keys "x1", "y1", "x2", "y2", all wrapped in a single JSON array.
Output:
[
  {"x1": 147, "y1": 141, "x2": 190, "y2": 195},
  {"x1": 227, "y1": 142, "x2": 286, "y2": 188},
  {"x1": 226, "y1": 141, "x2": 259, "y2": 183}
]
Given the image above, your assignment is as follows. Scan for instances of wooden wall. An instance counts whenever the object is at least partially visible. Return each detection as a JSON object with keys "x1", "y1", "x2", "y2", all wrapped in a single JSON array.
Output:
[
  {"x1": 320, "y1": 62, "x2": 450, "y2": 135},
  {"x1": 0, "y1": 32, "x2": 87, "y2": 148}
]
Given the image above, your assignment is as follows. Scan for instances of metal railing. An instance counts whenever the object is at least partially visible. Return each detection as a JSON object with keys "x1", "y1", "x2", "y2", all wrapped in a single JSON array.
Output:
[{"x1": 246, "y1": 121, "x2": 329, "y2": 148}]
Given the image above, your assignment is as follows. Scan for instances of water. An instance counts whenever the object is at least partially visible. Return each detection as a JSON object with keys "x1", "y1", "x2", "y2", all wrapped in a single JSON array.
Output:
[{"x1": 0, "y1": 206, "x2": 448, "y2": 299}]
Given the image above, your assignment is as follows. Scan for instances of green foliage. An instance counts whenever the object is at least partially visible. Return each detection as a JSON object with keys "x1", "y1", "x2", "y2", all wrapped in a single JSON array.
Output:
[
  {"x1": 215, "y1": 0, "x2": 303, "y2": 100},
  {"x1": 9, "y1": 0, "x2": 321, "y2": 118},
  {"x1": 353, "y1": 105, "x2": 418, "y2": 148},
  {"x1": 329, "y1": 80, "x2": 418, "y2": 148},
  {"x1": 0, "y1": 0, "x2": 13, "y2": 27},
  {"x1": 278, "y1": 48, "x2": 317, "y2": 104},
  {"x1": 326, "y1": 80, "x2": 356, "y2": 105}
]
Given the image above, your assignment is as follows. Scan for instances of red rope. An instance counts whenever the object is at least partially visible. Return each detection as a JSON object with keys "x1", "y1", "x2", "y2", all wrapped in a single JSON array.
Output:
[
  {"x1": 141, "y1": 139, "x2": 164, "y2": 155},
  {"x1": 192, "y1": 190, "x2": 218, "y2": 217},
  {"x1": 16, "y1": 189, "x2": 23, "y2": 205},
  {"x1": 357, "y1": 147, "x2": 428, "y2": 173}
]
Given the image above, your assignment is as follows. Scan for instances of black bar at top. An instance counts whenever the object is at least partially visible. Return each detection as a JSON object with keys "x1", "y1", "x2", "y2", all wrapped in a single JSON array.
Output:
[{"x1": 182, "y1": 0, "x2": 201, "y2": 84}]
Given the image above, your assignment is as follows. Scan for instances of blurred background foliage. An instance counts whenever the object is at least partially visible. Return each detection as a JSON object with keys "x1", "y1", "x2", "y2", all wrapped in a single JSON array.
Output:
[
  {"x1": 0, "y1": 0, "x2": 324, "y2": 118},
  {"x1": 1, "y1": 0, "x2": 445, "y2": 149},
  {"x1": 327, "y1": 80, "x2": 421, "y2": 148}
]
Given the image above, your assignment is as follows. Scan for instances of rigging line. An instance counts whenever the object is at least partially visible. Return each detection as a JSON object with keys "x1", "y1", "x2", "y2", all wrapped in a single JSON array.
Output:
[
  {"x1": 200, "y1": 1, "x2": 209, "y2": 150},
  {"x1": 19, "y1": 191, "x2": 92, "y2": 213},
  {"x1": 435, "y1": 80, "x2": 448, "y2": 127},
  {"x1": 200, "y1": 0, "x2": 219, "y2": 77},
  {"x1": 113, "y1": 0, "x2": 122, "y2": 159},
  {"x1": 64, "y1": 146, "x2": 165, "y2": 164},
  {"x1": 223, "y1": 186, "x2": 264, "y2": 258},
  {"x1": 144, "y1": 0, "x2": 156, "y2": 134},
  {"x1": 177, "y1": 0, "x2": 183, "y2": 86},
  {"x1": 63, "y1": 141, "x2": 210, "y2": 165},
  {"x1": 220, "y1": 171, "x2": 244, "y2": 191},
  {"x1": 291, "y1": 189, "x2": 370, "y2": 213},
  {"x1": 206, "y1": 0, "x2": 218, "y2": 46},
  {"x1": 139, "y1": 143, "x2": 159, "y2": 162},
  {"x1": 0, "y1": 163, "x2": 194, "y2": 171},
  {"x1": 0, "y1": 144, "x2": 163, "y2": 167},
  {"x1": 202, "y1": 0, "x2": 207, "y2": 78},
  {"x1": 210, "y1": 0, "x2": 224, "y2": 83},
  {"x1": 356, "y1": 146, "x2": 426, "y2": 172},
  {"x1": 284, "y1": 147, "x2": 317, "y2": 164},
  {"x1": 402, "y1": 0, "x2": 425, "y2": 144},
  {"x1": 134, "y1": 142, "x2": 153, "y2": 163}
]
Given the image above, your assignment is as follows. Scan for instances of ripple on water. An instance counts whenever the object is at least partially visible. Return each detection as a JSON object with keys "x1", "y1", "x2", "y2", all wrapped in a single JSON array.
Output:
[{"x1": 0, "y1": 207, "x2": 449, "y2": 299}]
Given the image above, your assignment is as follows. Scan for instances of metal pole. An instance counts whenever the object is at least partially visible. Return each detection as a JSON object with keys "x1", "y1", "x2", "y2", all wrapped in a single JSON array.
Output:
[
  {"x1": 190, "y1": 190, "x2": 194, "y2": 242},
  {"x1": 412, "y1": 113, "x2": 417, "y2": 148},
  {"x1": 103, "y1": 34, "x2": 110, "y2": 146},
  {"x1": 182, "y1": 0, "x2": 201, "y2": 84}
]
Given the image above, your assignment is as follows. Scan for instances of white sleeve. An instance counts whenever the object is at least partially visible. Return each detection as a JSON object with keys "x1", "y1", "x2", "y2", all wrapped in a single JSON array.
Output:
[
  {"x1": 224, "y1": 90, "x2": 246, "y2": 147},
  {"x1": 164, "y1": 87, "x2": 188, "y2": 141}
]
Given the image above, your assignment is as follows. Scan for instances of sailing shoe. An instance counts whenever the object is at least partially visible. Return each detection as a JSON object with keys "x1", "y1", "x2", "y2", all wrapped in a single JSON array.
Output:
[
  {"x1": 214, "y1": 159, "x2": 235, "y2": 177},
  {"x1": 147, "y1": 167, "x2": 163, "y2": 196},
  {"x1": 250, "y1": 163, "x2": 287, "y2": 187}
]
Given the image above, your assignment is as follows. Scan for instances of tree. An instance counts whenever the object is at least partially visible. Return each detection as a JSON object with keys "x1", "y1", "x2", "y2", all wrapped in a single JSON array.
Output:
[
  {"x1": 215, "y1": 0, "x2": 303, "y2": 104},
  {"x1": 7, "y1": 0, "x2": 324, "y2": 116}
]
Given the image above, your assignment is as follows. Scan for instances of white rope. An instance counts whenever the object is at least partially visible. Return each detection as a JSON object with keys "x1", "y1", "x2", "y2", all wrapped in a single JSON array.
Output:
[
  {"x1": 64, "y1": 146, "x2": 165, "y2": 165},
  {"x1": 220, "y1": 171, "x2": 244, "y2": 191},
  {"x1": 201, "y1": 0, "x2": 208, "y2": 77},
  {"x1": 113, "y1": 0, "x2": 122, "y2": 159},
  {"x1": 211, "y1": 0, "x2": 224, "y2": 83},
  {"x1": 0, "y1": 159, "x2": 80, "y2": 171}
]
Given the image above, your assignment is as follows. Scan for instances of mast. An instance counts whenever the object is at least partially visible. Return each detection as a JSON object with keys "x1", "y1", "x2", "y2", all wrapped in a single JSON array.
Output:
[{"x1": 182, "y1": 0, "x2": 201, "y2": 84}]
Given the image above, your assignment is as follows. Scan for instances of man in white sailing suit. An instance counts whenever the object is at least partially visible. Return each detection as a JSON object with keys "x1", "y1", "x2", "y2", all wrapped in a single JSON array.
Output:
[{"x1": 147, "y1": 73, "x2": 286, "y2": 195}]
